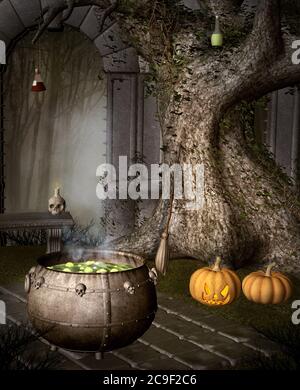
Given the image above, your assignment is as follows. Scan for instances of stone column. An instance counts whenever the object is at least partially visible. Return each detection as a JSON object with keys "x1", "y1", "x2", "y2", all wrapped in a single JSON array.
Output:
[
  {"x1": 0, "y1": 65, "x2": 6, "y2": 245},
  {"x1": 47, "y1": 228, "x2": 63, "y2": 254}
]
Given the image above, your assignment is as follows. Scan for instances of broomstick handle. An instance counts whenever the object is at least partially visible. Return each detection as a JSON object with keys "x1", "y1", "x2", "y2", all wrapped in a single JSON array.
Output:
[{"x1": 164, "y1": 185, "x2": 174, "y2": 235}]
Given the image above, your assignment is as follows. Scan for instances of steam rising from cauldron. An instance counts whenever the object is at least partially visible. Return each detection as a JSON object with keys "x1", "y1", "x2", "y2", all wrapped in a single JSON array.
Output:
[{"x1": 69, "y1": 247, "x2": 84, "y2": 261}]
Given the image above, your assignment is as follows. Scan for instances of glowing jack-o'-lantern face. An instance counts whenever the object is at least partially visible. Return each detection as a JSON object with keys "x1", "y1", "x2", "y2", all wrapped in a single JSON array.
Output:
[
  {"x1": 189, "y1": 257, "x2": 241, "y2": 306},
  {"x1": 202, "y1": 282, "x2": 231, "y2": 305}
]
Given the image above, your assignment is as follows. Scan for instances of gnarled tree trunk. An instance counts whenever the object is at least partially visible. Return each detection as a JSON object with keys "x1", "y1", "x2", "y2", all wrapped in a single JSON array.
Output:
[
  {"x1": 34, "y1": 0, "x2": 300, "y2": 270},
  {"x1": 109, "y1": 1, "x2": 300, "y2": 271},
  {"x1": 112, "y1": 78, "x2": 300, "y2": 272}
]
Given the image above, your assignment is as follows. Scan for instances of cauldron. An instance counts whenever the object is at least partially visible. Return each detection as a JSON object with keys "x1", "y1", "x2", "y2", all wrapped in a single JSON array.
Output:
[{"x1": 25, "y1": 250, "x2": 157, "y2": 352}]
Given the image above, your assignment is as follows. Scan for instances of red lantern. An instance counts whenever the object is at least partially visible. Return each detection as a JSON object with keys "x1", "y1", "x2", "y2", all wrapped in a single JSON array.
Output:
[{"x1": 31, "y1": 68, "x2": 46, "y2": 92}]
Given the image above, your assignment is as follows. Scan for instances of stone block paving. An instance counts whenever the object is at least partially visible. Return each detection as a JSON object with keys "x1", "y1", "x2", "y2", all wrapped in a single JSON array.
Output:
[{"x1": 0, "y1": 284, "x2": 282, "y2": 370}]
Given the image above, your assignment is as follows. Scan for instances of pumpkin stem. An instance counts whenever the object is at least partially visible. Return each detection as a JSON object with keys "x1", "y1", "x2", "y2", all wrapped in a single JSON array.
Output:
[
  {"x1": 212, "y1": 256, "x2": 222, "y2": 271},
  {"x1": 265, "y1": 262, "x2": 276, "y2": 277}
]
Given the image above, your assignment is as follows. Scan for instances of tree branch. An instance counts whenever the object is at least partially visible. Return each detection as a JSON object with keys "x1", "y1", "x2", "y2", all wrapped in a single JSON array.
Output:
[
  {"x1": 239, "y1": 0, "x2": 282, "y2": 73},
  {"x1": 32, "y1": 5, "x2": 66, "y2": 43},
  {"x1": 222, "y1": 2, "x2": 300, "y2": 106},
  {"x1": 235, "y1": 33, "x2": 300, "y2": 101},
  {"x1": 94, "y1": 0, "x2": 118, "y2": 32},
  {"x1": 220, "y1": 0, "x2": 283, "y2": 107},
  {"x1": 62, "y1": 0, "x2": 75, "y2": 22},
  {"x1": 207, "y1": 0, "x2": 243, "y2": 16},
  {"x1": 32, "y1": 0, "x2": 117, "y2": 44}
]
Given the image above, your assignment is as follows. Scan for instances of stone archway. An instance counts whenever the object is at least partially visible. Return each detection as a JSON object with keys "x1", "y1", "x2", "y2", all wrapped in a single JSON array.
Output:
[
  {"x1": 0, "y1": 0, "x2": 161, "y2": 239},
  {"x1": 0, "y1": 0, "x2": 139, "y2": 72}
]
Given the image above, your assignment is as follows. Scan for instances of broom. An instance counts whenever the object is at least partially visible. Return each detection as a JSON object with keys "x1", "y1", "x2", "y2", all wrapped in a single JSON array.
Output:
[{"x1": 155, "y1": 179, "x2": 174, "y2": 276}]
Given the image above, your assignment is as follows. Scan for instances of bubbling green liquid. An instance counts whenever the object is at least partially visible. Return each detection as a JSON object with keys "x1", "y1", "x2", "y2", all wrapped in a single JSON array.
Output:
[{"x1": 47, "y1": 260, "x2": 134, "y2": 274}]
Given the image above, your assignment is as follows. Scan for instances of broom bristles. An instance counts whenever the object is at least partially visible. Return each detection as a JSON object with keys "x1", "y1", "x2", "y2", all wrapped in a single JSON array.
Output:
[{"x1": 155, "y1": 232, "x2": 169, "y2": 276}]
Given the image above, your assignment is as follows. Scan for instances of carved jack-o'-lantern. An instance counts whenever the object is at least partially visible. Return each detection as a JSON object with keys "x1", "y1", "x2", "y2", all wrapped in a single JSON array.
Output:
[{"x1": 189, "y1": 257, "x2": 241, "y2": 306}]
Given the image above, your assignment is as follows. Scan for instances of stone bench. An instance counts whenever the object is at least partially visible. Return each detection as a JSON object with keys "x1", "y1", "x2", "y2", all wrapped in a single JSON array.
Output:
[{"x1": 0, "y1": 212, "x2": 74, "y2": 253}]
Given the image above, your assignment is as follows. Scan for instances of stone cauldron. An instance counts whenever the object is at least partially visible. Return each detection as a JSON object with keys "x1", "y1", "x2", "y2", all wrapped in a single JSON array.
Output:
[{"x1": 25, "y1": 250, "x2": 157, "y2": 353}]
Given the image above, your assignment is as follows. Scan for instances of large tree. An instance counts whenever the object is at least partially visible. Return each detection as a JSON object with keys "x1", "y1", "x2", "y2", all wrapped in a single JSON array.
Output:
[{"x1": 35, "y1": 0, "x2": 300, "y2": 271}]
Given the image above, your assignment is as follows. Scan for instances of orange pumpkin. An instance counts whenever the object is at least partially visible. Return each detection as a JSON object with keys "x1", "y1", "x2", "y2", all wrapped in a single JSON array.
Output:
[
  {"x1": 189, "y1": 256, "x2": 241, "y2": 306},
  {"x1": 242, "y1": 262, "x2": 293, "y2": 304}
]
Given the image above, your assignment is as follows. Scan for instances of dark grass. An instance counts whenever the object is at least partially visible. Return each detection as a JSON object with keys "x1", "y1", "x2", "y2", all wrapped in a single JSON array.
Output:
[
  {"x1": 0, "y1": 323, "x2": 60, "y2": 370},
  {"x1": 0, "y1": 245, "x2": 46, "y2": 285},
  {"x1": 235, "y1": 350, "x2": 299, "y2": 370},
  {"x1": 236, "y1": 321, "x2": 300, "y2": 370}
]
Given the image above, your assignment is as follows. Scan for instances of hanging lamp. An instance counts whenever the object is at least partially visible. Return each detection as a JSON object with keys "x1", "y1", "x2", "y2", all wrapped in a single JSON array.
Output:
[
  {"x1": 32, "y1": 67, "x2": 46, "y2": 92},
  {"x1": 32, "y1": 19, "x2": 46, "y2": 92},
  {"x1": 211, "y1": 15, "x2": 223, "y2": 47}
]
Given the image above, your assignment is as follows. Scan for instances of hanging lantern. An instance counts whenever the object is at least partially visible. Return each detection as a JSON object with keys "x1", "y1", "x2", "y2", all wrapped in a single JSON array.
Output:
[
  {"x1": 211, "y1": 15, "x2": 223, "y2": 47},
  {"x1": 31, "y1": 67, "x2": 46, "y2": 92}
]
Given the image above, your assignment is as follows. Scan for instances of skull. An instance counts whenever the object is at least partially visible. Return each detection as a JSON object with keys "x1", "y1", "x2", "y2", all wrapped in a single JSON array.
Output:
[
  {"x1": 75, "y1": 283, "x2": 86, "y2": 297},
  {"x1": 124, "y1": 281, "x2": 135, "y2": 295},
  {"x1": 34, "y1": 276, "x2": 45, "y2": 290},
  {"x1": 48, "y1": 187, "x2": 66, "y2": 215}
]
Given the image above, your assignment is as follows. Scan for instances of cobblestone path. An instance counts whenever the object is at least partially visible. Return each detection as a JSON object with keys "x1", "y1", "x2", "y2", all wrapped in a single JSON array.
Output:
[{"x1": 0, "y1": 283, "x2": 281, "y2": 370}]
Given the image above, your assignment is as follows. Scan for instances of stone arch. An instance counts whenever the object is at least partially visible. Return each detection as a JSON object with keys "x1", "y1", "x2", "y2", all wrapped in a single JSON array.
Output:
[
  {"x1": 0, "y1": 0, "x2": 161, "y2": 239},
  {"x1": 0, "y1": 0, "x2": 140, "y2": 72}
]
